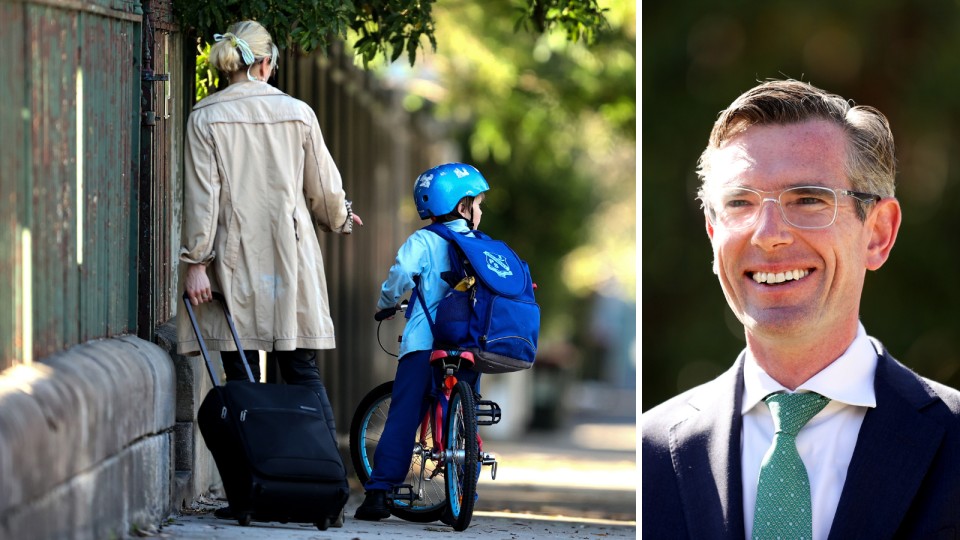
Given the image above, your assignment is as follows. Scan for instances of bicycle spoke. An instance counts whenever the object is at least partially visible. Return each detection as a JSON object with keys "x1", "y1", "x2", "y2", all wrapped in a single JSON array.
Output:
[
  {"x1": 353, "y1": 382, "x2": 449, "y2": 519},
  {"x1": 429, "y1": 476, "x2": 443, "y2": 502}
]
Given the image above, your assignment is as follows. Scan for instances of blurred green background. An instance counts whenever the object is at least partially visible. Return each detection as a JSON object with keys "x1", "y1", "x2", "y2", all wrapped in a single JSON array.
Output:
[
  {"x1": 368, "y1": 0, "x2": 637, "y2": 425},
  {"x1": 643, "y1": 0, "x2": 960, "y2": 412}
]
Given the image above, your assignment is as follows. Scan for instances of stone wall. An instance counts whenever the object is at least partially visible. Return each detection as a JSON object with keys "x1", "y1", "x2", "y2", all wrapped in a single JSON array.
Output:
[
  {"x1": 0, "y1": 336, "x2": 175, "y2": 540},
  {"x1": 154, "y1": 322, "x2": 222, "y2": 510}
]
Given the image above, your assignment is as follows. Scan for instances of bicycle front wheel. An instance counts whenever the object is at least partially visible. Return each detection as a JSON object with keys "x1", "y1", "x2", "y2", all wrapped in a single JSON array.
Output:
[
  {"x1": 444, "y1": 380, "x2": 479, "y2": 531},
  {"x1": 349, "y1": 380, "x2": 448, "y2": 522}
]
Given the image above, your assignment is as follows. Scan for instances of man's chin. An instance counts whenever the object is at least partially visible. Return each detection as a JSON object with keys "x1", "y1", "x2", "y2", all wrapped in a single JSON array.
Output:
[{"x1": 742, "y1": 308, "x2": 813, "y2": 339}]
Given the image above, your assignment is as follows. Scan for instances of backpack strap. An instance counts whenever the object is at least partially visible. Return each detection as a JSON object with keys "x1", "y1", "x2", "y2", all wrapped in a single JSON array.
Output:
[
  {"x1": 423, "y1": 222, "x2": 456, "y2": 240},
  {"x1": 411, "y1": 275, "x2": 437, "y2": 334},
  {"x1": 411, "y1": 223, "x2": 473, "y2": 331},
  {"x1": 406, "y1": 224, "x2": 459, "y2": 321},
  {"x1": 423, "y1": 223, "x2": 473, "y2": 279},
  {"x1": 423, "y1": 222, "x2": 477, "y2": 242}
]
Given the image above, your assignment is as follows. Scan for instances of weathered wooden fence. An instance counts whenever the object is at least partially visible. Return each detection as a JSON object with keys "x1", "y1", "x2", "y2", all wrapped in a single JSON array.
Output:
[{"x1": 0, "y1": 0, "x2": 142, "y2": 370}]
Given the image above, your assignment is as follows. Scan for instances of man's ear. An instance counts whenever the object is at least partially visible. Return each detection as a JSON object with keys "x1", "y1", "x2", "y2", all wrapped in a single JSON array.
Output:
[
  {"x1": 865, "y1": 198, "x2": 901, "y2": 271},
  {"x1": 706, "y1": 214, "x2": 715, "y2": 240}
]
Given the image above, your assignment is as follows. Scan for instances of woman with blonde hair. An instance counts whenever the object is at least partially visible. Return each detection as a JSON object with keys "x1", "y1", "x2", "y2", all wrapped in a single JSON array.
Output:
[{"x1": 176, "y1": 21, "x2": 361, "y2": 515}]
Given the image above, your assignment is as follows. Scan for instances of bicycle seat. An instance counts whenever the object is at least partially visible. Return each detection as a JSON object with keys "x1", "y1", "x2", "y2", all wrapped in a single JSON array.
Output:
[{"x1": 429, "y1": 350, "x2": 475, "y2": 371}]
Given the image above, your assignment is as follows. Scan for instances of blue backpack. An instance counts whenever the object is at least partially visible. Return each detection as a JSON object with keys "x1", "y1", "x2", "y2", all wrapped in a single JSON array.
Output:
[{"x1": 410, "y1": 223, "x2": 540, "y2": 373}]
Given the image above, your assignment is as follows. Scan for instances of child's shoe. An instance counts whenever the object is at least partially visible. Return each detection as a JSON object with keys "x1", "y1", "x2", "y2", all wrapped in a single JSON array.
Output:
[{"x1": 354, "y1": 489, "x2": 390, "y2": 521}]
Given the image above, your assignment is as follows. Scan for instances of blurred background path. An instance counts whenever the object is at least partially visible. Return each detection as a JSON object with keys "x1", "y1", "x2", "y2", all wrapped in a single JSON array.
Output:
[{"x1": 473, "y1": 413, "x2": 636, "y2": 522}]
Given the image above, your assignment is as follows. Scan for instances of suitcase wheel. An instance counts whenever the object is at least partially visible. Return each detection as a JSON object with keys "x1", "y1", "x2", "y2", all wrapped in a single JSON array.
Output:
[
  {"x1": 315, "y1": 518, "x2": 330, "y2": 531},
  {"x1": 238, "y1": 513, "x2": 252, "y2": 527}
]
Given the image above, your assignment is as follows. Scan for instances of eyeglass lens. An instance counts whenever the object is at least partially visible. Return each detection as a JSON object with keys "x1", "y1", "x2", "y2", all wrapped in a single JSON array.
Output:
[{"x1": 706, "y1": 187, "x2": 839, "y2": 229}]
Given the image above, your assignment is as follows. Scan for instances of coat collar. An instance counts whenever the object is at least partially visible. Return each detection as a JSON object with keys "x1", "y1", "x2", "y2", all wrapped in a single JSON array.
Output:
[
  {"x1": 193, "y1": 81, "x2": 288, "y2": 110},
  {"x1": 826, "y1": 339, "x2": 944, "y2": 540},
  {"x1": 668, "y1": 340, "x2": 945, "y2": 540}
]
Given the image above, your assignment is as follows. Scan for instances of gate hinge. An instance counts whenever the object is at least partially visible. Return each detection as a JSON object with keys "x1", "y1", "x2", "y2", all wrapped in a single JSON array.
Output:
[{"x1": 142, "y1": 69, "x2": 169, "y2": 82}]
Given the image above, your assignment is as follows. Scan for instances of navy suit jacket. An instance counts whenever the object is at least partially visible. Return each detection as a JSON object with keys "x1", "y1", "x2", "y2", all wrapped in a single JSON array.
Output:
[{"x1": 642, "y1": 338, "x2": 960, "y2": 540}]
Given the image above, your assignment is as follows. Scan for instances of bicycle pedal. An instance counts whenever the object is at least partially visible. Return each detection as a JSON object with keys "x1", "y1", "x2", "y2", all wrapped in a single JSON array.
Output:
[
  {"x1": 480, "y1": 452, "x2": 498, "y2": 480},
  {"x1": 476, "y1": 400, "x2": 502, "y2": 426},
  {"x1": 385, "y1": 484, "x2": 416, "y2": 504}
]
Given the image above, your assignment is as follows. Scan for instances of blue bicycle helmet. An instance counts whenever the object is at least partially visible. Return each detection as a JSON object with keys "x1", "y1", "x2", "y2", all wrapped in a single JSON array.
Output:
[{"x1": 414, "y1": 163, "x2": 490, "y2": 220}]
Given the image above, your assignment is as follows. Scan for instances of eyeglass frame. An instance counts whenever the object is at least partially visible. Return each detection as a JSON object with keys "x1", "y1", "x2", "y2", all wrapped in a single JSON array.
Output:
[{"x1": 696, "y1": 185, "x2": 883, "y2": 230}]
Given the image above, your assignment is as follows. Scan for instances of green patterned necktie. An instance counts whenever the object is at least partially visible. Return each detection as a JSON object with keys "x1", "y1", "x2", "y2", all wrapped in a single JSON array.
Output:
[{"x1": 751, "y1": 392, "x2": 831, "y2": 540}]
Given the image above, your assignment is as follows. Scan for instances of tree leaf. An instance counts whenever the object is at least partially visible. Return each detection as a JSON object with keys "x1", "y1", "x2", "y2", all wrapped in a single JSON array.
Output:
[{"x1": 390, "y1": 40, "x2": 404, "y2": 62}]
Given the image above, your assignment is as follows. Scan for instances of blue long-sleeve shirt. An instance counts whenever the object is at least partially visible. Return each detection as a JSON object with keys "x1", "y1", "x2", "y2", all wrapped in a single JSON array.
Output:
[{"x1": 378, "y1": 219, "x2": 474, "y2": 358}]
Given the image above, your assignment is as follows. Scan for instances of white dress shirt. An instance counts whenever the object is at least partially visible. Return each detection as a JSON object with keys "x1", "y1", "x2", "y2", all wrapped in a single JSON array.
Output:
[{"x1": 741, "y1": 323, "x2": 877, "y2": 540}]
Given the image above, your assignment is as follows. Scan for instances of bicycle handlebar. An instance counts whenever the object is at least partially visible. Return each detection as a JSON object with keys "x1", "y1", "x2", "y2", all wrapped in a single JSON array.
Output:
[{"x1": 374, "y1": 299, "x2": 408, "y2": 321}]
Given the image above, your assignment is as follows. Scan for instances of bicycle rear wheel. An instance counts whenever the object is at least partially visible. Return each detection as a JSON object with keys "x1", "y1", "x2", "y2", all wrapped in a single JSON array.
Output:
[
  {"x1": 349, "y1": 381, "x2": 447, "y2": 522},
  {"x1": 444, "y1": 380, "x2": 479, "y2": 531}
]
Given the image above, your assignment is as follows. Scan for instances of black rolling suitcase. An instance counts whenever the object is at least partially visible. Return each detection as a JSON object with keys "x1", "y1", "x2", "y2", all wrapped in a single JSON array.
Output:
[{"x1": 183, "y1": 292, "x2": 349, "y2": 530}]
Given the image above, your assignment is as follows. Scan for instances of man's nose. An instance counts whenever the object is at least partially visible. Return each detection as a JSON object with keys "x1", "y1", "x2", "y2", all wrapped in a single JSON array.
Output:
[{"x1": 751, "y1": 198, "x2": 793, "y2": 249}]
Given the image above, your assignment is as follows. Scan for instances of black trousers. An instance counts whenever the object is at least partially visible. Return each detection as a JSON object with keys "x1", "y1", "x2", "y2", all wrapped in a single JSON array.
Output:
[{"x1": 220, "y1": 348, "x2": 337, "y2": 445}]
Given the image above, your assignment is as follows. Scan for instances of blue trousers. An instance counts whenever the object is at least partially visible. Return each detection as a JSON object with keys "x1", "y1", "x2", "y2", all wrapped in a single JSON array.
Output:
[{"x1": 364, "y1": 349, "x2": 481, "y2": 491}]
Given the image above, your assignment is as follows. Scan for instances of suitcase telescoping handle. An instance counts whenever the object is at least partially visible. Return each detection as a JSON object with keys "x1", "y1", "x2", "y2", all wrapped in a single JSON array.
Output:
[{"x1": 181, "y1": 291, "x2": 256, "y2": 386}]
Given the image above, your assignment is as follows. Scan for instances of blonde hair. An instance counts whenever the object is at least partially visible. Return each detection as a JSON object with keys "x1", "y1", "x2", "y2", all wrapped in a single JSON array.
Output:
[
  {"x1": 209, "y1": 21, "x2": 279, "y2": 75},
  {"x1": 698, "y1": 80, "x2": 896, "y2": 220}
]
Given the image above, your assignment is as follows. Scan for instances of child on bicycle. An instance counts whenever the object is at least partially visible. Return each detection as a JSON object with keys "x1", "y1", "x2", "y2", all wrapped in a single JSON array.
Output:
[{"x1": 354, "y1": 163, "x2": 488, "y2": 522}]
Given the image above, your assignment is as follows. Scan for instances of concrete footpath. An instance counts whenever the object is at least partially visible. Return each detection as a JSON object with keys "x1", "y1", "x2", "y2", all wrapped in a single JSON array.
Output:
[
  {"x1": 150, "y1": 418, "x2": 636, "y2": 539},
  {"x1": 152, "y1": 498, "x2": 635, "y2": 539}
]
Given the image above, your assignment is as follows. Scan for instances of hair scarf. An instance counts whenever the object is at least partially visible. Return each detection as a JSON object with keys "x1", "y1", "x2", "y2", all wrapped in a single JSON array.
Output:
[{"x1": 213, "y1": 33, "x2": 261, "y2": 82}]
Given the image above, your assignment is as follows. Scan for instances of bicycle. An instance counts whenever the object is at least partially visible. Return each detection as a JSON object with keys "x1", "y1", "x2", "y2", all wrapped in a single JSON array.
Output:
[{"x1": 349, "y1": 303, "x2": 502, "y2": 531}]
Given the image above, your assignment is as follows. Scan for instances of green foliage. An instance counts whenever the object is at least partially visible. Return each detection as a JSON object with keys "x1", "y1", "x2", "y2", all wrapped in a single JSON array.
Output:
[
  {"x1": 514, "y1": 0, "x2": 609, "y2": 45},
  {"x1": 172, "y1": 0, "x2": 611, "y2": 68},
  {"x1": 173, "y1": 0, "x2": 354, "y2": 57},
  {"x1": 415, "y1": 0, "x2": 635, "y2": 343},
  {"x1": 352, "y1": 1, "x2": 438, "y2": 68},
  {"x1": 195, "y1": 42, "x2": 219, "y2": 102}
]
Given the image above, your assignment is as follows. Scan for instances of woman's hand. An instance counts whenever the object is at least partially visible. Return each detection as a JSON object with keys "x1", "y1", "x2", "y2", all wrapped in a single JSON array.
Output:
[
  {"x1": 185, "y1": 263, "x2": 213, "y2": 306},
  {"x1": 352, "y1": 213, "x2": 363, "y2": 227}
]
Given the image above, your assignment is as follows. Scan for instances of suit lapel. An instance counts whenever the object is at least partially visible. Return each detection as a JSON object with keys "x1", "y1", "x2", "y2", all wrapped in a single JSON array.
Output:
[
  {"x1": 669, "y1": 354, "x2": 746, "y2": 540},
  {"x1": 827, "y1": 343, "x2": 945, "y2": 540}
]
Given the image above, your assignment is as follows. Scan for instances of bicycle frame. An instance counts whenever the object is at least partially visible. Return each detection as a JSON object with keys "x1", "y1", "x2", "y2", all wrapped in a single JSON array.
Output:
[
  {"x1": 414, "y1": 372, "x2": 457, "y2": 485},
  {"x1": 372, "y1": 350, "x2": 502, "y2": 512},
  {"x1": 411, "y1": 370, "x2": 488, "y2": 494}
]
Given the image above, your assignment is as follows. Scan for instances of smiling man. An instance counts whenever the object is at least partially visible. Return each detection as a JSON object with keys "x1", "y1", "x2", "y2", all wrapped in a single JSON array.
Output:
[{"x1": 642, "y1": 80, "x2": 960, "y2": 539}]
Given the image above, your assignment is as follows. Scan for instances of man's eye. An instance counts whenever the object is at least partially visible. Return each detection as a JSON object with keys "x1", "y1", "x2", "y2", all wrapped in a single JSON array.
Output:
[
  {"x1": 797, "y1": 197, "x2": 825, "y2": 205},
  {"x1": 726, "y1": 199, "x2": 752, "y2": 208}
]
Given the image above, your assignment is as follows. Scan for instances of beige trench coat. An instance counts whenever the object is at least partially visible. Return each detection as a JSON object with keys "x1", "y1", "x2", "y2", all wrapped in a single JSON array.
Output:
[{"x1": 176, "y1": 82, "x2": 350, "y2": 355}]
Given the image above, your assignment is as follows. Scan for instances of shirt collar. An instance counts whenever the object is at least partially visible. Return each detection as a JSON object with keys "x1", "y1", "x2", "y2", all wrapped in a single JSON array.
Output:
[
  {"x1": 445, "y1": 219, "x2": 471, "y2": 233},
  {"x1": 741, "y1": 322, "x2": 878, "y2": 415}
]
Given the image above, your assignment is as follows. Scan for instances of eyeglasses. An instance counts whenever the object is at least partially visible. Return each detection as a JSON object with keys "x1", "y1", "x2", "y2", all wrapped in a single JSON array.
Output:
[{"x1": 698, "y1": 186, "x2": 881, "y2": 230}]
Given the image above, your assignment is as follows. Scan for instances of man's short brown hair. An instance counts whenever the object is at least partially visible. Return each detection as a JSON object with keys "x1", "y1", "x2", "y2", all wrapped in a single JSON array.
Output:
[{"x1": 697, "y1": 80, "x2": 896, "y2": 220}]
